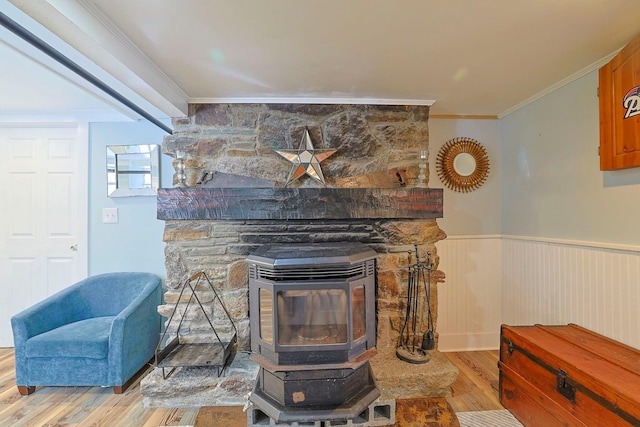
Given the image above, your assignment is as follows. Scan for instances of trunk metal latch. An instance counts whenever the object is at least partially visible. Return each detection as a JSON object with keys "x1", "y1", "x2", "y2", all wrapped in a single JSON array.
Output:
[{"x1": 557, "y1": 368, "x2": 576, "y2": 403}]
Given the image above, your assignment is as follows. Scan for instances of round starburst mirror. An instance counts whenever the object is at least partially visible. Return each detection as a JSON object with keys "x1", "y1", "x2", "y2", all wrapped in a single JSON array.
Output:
[{"x1": 436, "y1": 137, "x2": 489, "y2": 192}]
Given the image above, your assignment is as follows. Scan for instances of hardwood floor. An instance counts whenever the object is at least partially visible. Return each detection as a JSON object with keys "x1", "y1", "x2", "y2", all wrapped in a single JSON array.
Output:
[
  {"x1": 444, "y1": 350, "x2": 503, "y2": 413},
  {"x1": 0, "y1": 349, "x2": 198, "y2": 427},
  {"x1": 0, "y1": 348, "x2": 502, "y2": 426}
]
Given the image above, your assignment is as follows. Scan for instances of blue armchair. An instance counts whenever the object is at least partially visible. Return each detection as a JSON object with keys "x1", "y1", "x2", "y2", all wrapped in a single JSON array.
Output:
[{"x1": 11, "y1": 272, "x2": 162, "y2": 395}]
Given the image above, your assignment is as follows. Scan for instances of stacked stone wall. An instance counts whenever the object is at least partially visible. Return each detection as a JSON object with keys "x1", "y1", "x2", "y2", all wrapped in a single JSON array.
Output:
[{"x1": 159, "y1": 103, "x2": 445, "y2": 351}]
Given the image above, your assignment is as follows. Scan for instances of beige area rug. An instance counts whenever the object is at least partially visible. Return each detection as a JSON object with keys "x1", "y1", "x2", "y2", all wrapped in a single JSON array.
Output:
[{"x1": 457, "y1": 409, "x2": 524, "y2": 427}]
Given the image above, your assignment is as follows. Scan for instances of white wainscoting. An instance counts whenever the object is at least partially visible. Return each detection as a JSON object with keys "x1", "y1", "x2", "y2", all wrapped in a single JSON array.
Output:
[
  {"x1": 436, "y1": 235, "x2": 640, "y2": 352},
  {"x1": 437, "y1": 236, "x2": 503, "y2": 351},
  {"x1": 502, "y1": 236, "x2": 640, "y2": 350}
]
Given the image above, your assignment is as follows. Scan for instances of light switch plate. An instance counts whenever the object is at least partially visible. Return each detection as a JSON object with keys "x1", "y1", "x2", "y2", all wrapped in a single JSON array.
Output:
[{"x1": 102, "y1": 207, "x2": 119, "y2": 224}]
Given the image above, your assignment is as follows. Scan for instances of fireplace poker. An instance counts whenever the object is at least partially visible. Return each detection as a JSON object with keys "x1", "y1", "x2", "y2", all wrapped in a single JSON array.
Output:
[
  {"x1": 414, "y1": 246, "x2": 425, "y2": 352},
  {"x1": 421, "y1": 251, "x2": 435, "y2": 351},
  {"x1": 399, "y1": 252, "x2": 412, "y2": 349}
]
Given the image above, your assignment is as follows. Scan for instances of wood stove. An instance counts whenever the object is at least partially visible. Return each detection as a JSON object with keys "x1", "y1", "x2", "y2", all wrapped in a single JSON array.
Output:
[{"x1": 247, "y1": 242, "x2": 380, "y2": 424}]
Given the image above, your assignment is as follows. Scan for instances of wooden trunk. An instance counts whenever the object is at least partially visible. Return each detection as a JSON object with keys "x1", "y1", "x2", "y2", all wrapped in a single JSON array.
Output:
[{"x1": 499, "y1": 324, "x2": 640, "y2": 427}]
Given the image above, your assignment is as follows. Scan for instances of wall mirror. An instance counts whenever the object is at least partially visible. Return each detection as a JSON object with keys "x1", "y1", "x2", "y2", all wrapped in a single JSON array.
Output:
[
  {"x1": 107, "y1": 144, "x2": 160, "y2": 197},
  {"x1": 436, "y1": 137, "x2": 489, "y2": 193}
]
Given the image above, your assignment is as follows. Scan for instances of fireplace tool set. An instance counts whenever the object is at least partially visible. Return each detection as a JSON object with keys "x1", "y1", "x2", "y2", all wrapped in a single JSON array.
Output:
[{"x1": 396, "y1": 244, "x2": 435, "y2": 364}]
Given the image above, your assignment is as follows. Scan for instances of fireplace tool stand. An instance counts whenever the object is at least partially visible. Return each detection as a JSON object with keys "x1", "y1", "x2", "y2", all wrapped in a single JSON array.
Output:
[
  {"x1": 155, "y1": 271, "x2": 237, "y2": 379},
  {"x1": 396, "y1": 245, "x2": 435, "y2": 364}
]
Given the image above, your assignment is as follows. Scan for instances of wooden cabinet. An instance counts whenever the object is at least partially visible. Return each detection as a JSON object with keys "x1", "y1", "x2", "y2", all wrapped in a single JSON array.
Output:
[{"x1": 599, "y1": 33, "x2": 640, "y2": 170}]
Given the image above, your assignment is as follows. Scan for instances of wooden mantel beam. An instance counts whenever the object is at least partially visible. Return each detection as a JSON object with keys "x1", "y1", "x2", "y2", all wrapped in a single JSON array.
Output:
[{"x1": 157, "y1": 187, "x2": 443, "y2": 221}]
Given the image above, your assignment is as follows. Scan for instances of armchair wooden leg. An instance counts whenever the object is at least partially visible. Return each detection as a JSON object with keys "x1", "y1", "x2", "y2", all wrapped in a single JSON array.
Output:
[
  {"x1": 17, "y1": 386, "x2": 36, "y2": 395},
  {"x1": 113, "y1": 356, "x2": 155, "y2": 394}
]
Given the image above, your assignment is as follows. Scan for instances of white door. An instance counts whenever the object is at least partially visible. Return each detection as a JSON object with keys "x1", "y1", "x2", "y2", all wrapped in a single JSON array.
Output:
[{"x1": 0, "y1": 125, "x2": 88, "y2": 347}]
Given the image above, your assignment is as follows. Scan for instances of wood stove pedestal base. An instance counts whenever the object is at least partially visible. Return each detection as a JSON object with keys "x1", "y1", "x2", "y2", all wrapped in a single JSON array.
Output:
[{"x1": 249, "y1": 361, "x2": 381, "y2": 424}]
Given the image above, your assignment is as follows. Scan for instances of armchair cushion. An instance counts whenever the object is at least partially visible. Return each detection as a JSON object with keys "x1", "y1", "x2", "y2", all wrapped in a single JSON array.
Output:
[{"x1": 25, "y1": 316, "x2": 114, "y2": 359}]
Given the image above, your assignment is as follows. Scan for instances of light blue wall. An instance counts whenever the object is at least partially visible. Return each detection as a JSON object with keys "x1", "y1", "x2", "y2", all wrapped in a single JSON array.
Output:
[
  {"x1": 500, "y1": 71, "x2": 640, "y2": 245},
  {"x1": 429, "y1": 118, "x2": 501, "y2": 236},
  {"x1": 88, "y1": 120, "x2": 173, "y2": 277}
]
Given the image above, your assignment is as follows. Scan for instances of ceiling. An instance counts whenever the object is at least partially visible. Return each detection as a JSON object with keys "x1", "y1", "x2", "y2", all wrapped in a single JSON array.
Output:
[{"x1": 2, "y1": 0, "x2": 640, "y2": 121}]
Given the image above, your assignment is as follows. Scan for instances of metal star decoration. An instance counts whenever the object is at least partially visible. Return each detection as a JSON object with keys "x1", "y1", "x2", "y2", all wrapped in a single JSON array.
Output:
[{"x1": 276, "y1": 129, "x2": 336, "y2": 186}]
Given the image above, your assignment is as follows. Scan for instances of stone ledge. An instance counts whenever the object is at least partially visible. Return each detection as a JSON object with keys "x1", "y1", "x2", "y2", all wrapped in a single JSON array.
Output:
[
  {"x1": 141, "y1": 352, "x2": 259, "y2": 408},
  {"x1": 369, "y1": 349, "x2": 458, "y2": 399}
]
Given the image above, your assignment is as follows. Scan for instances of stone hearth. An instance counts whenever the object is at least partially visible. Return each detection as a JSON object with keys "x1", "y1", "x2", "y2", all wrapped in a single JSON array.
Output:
[
  {"x1": 371, "y1": 350, "x2": 458, "y2": 399},
  {"x1": 141, "y1": 103, "x2": 458, "y2": 410},
  {"x1": 142, "y1": 352, "x2": 258, "y2": 408}
]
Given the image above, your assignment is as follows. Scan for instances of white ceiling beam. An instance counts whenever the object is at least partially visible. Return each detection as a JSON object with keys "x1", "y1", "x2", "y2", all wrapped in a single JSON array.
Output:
[{"x1": 9, "y1": 0, "x2": 188, "y2": 118}]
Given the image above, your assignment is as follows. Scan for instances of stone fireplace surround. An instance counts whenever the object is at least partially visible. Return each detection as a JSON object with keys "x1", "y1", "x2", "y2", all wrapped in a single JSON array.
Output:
[{"x1": 141, "y1": 103, "x2": 458, "y2": 409}]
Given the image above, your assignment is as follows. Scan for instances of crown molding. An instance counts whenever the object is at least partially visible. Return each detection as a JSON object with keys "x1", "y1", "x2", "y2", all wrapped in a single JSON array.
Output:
[
  {"x1": 499, "y1": 50, "x2": 621, "y2": 118},
  {"x1": 188, "y1": 97, "x2": 436, "y2": 106}
]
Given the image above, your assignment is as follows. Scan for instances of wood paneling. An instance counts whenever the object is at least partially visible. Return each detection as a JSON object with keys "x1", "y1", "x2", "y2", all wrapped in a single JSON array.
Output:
[
  {"x1": 438, "y1": 236, "x2": 640, "y2": 352},
  {"x1": 502, "y1": 237, "x2": 640, "y2": 350},
  {"x1": 437, "y1": 237, "x2": 503, "y2": 351}
]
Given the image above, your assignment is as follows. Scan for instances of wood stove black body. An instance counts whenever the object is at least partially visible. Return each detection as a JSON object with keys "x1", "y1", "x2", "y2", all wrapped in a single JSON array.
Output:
[{"x1": 247, "y1": 242, "x2": 380, "y2": 423}]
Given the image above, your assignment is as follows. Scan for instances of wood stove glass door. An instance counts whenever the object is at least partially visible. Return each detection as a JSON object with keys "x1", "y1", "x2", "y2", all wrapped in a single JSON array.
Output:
[
  {"x1": 259, "y1": 288, "x2": 273, "y2": 344},
  {"x1": 352, "y1": 285, "x2": 366, "y2": 341},
  {"x1": 277, "y1": 289, "x2": 347, "y2": 345}
]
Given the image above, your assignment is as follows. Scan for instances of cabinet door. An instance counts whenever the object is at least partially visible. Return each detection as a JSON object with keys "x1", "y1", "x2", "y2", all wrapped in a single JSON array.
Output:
[{"x1": 599, "y1": 34, "x2": 640, "y2": 170}]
